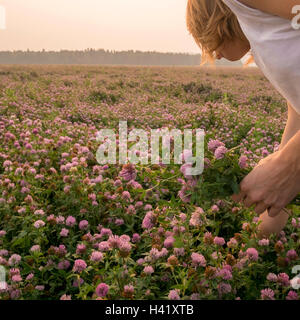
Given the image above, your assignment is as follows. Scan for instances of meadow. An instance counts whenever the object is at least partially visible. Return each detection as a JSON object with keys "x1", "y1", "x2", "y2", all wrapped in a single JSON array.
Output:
[{"x1": 0, "y1": 65, "x2": 299, "y2": 300}]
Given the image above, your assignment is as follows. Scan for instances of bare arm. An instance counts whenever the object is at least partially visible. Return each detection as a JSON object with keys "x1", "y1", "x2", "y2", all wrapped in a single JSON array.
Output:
[
  {"x1": 232, "y1": 101, "x2": 300, "y2": 218},
  {"x1": 280, "y1": 102, "x2": 300, "y2": 150},
  {"x1": 238, "y1": 0, "x2": 300, "y2": 20},
  {"x1": 255, "y1": 102, "x2": 300, "y2": 237}
]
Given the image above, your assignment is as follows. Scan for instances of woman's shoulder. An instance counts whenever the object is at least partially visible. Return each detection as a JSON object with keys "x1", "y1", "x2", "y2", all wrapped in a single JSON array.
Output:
[
  {"x1": 225, "y1": 0, "x2": 256, "y2": 10},
  {"x1": 232, "y1": 0, "x2": 297, "y2": 20},
  {"x1": 221, "y1": 0, "x2": 267, "y2": 17}
]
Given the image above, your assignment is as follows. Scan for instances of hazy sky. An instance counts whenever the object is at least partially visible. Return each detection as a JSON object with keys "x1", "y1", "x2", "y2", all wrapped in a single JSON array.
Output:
[{"x1": 0, "y1": 0, "x2": 201, "y2": 53}]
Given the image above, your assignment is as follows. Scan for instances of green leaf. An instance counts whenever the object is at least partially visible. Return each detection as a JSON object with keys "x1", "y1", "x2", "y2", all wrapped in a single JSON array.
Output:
[
  {"x1": 231, "y1": 179, "x2": 240, "y2": 194},
  {"x1": 173, "y1": 235, "x2": 184, "y2": 248}
]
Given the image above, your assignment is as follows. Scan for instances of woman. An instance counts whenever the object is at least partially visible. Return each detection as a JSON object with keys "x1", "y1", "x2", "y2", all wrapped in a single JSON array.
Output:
[{"x1": 186, "y1": 0, "x2": 300, "y2": 237}]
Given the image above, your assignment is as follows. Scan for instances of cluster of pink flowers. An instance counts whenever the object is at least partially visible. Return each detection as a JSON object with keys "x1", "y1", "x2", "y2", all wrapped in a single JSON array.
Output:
[
  {"x1": 148, "y1": 247, "x2": 168, "y2": 261},
  {"x1": 73, "y1": 259, "x2": 87, "y2": 273},
  {"x1": 143, "y1": 266, "x2": 154, "y2": 275},
  {"x1": 218, "y1": 282, "x2": 232, "y2": 296},
  {"x1": 33, "y1": 220, "x2": 45, "y2": 229},
  {"x1": 216, "y1": 265, "x2": 233, "y2": 280},
  {"x1": 123, "y1": 284, "x2": 134, "y2": 295},
  {"x1": 8, "y1": 254, "x2": 21, "y2": 266},
  {"x1": 213, "y1": 237, "x2": 225, "y2": 246},
  {"x1": 245, "y1": 248, "x2": 259, "y2": 262},
  {"x1": 214, "y1": 146, "x2": 228, "y2": 160},
  {"x1": 238, "y1": 155, "x2": 248, "y2": 168},
  {"x1": 163, "y1": 236, "x2": 175, "y2": 249},
  {"x1": 258, "y1": 239, "x2": 269, "y2": 246},
  {"x1": 79, "y1": 220, "x2": 89, "y2": 230},
  {"x1": 119, "y1": 164, "x2": 137, "y2": 181},
  {"x1": 66, "y1": 216, "x2": 76, "y2": 227},
  {"x1": 261, "y1": 288, "x2": 275, "y2": 300},
  {"x1": 30, "y1": 245, "x2": 40, "y2": 252},
  {"x1": 191, "y1": 252, "x2": 206, "y2": 267},
  {"x1": 60, "y1": 228, "x2": 69, "y2": 237},
  {"x1": 90, "y1": 251, "x2": 103, "y2": 262},
  {"x1": 208, "y1": 139, "x2": 225, "y2": 152},
  {"x1": 95, "y1": 283, "x2": 109, "y2": 298},
  {"x1": 168, "y1": 289, "x2": 180, "y2": 300},
  {"x1": 189, "y1": 207, "x2": 204, "y2": 227},
  {"x1": 142, "y1": 211, "x2": 156, "y2": 229}
]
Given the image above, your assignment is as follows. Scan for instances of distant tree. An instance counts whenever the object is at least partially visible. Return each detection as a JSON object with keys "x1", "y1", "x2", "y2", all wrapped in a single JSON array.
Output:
[{"x1": 0, "y1": 49, "x2": 242, "y2": 66}]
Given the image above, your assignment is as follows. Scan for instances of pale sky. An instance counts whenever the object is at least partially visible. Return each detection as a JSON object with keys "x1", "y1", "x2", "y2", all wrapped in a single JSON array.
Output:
[{"x1": 0, "y1": 0, "x2": 201, "y2": 53}]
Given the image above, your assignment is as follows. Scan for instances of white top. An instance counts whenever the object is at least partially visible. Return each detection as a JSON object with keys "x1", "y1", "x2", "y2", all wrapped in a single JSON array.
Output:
[{"x1": 222, "y1": 0, "x2": 300, "y2": 115}]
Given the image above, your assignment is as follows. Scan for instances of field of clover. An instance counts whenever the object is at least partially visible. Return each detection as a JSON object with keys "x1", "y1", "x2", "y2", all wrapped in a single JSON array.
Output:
[{"x1": 0, "y1": 65, "x2": 299, "y2": 300}]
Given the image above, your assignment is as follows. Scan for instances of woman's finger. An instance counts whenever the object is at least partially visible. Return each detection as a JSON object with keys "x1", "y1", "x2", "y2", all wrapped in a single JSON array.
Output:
[
  {"x1": 243, "y1": 195, "x2": 256, "y2": 208},
  {"x1": 231, "y1": 191, "x2": 245, "y2": 203},
  {"x1": 254, "y1": 201, "x2": 269, "y2": 215},
  {"x1": 267, "y1": 206, "x2": 281, "y2": 218}
]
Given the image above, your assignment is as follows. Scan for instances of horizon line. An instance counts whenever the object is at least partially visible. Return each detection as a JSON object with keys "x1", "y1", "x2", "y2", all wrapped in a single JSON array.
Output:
[{"x1": 0, "y1": 48, "x2": 201, "y2": 55}]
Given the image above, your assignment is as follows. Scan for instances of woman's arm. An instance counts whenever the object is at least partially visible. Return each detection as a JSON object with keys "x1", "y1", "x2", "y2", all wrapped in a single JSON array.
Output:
[
  {"x1": 238, "y1": 0, "x2": 300, "y2": 20},
  {"x1": 233, "y1": 129, "x2": 300, "y2": 217},
  {"x1": 280, "y1": 102, "x2": 300, "y2": 150},
  {"x1": 232, "y1": 101, "x2": 300, "y2": 217}
]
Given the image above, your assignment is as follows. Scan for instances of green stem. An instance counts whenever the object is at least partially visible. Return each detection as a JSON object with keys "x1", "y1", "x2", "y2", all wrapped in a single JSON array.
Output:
[
  {"x1": 171, "y1": 267, "x2": 179, "y2": 285},
  {"x1": 228, "y1": 145, "x2": 241, "y2": 152},
  {"x1": 147, "y1": 173, "x2": 180, "y2": 191}
]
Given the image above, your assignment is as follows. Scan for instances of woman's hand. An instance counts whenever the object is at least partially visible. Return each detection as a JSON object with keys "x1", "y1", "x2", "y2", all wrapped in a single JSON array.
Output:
[{"x1": 232, "y1": 144, "x2": 300, "y2": 217}]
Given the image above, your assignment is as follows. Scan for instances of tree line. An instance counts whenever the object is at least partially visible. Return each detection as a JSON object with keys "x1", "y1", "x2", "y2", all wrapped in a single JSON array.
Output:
[{"x1": 0, "y1": 49, "x2": 241, "y2": 66}]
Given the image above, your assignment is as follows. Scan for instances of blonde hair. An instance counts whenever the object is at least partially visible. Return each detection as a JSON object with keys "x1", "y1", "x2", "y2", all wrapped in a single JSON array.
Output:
[{"x1": 186, "y1": 0, "x2": 249, "y2": 65}]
